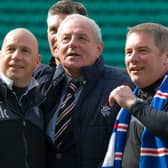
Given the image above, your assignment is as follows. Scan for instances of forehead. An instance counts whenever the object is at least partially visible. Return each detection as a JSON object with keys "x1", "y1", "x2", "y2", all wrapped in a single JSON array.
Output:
[
  {"x1": 47, "y1": 14, "x2": 67, "y2": 27},
  {"x1": 2, "y1": 31, "x2": 35, "y2": 50},
  {"x1": 59, "y1": 18, "x2": 92, "y2": 36},
  {"x1": 126, "y1": 32, "x2": 155, "y2": 48}
]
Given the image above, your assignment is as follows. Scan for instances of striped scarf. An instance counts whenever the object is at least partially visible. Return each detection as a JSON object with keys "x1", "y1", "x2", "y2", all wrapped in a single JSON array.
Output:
[{"x1": 101, "y1": 73, "x2": 168, "y2": 168}]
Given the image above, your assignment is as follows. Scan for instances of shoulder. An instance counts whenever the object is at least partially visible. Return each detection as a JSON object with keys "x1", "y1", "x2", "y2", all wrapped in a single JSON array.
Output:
[
  {"x1": 104, "y1": 65, "x2": 128, "y2": 79},
  {"x1": 103, "y1": 65, "x2": 134, "y2": 88},
  {"x1": 33, "y1": 64, "x2": 56, "y2": 84}
]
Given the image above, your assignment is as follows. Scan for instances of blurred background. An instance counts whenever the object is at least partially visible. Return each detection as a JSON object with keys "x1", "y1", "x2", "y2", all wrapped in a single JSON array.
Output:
[{"x1": 0, "y1": 0, "x2": 168, "y2": 68}]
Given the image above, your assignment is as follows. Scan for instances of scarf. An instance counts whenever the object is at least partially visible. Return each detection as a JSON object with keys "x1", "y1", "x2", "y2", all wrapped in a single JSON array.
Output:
[{"x1": 101, "y1": 73, "x2": 168, "y2": 168}]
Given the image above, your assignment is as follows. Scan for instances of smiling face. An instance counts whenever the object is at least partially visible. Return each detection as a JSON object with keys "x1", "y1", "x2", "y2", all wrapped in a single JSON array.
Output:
[
  {"x1": 56, "y1": 16, "x2": 103, "y2": 77},
  {"x1": 0, "y1": 29, "x2": 40, "y2": 87},
  {"x1": 125, "y1": 32, "x2": 168, "y2": 88}
]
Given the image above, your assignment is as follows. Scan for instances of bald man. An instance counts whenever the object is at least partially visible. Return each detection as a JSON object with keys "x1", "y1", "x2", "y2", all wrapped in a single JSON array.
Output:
[{"x1": 0, "y1": 28, "x2": 46, "y2": 168}]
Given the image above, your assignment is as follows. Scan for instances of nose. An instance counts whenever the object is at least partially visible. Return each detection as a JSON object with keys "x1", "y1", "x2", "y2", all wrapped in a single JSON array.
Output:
[
  {"x1": 69, "y1": 36, "x2": 78, "y2": 48},
  {"x1": 128, "y1": 50, "x2": 140, "y2": 63}
]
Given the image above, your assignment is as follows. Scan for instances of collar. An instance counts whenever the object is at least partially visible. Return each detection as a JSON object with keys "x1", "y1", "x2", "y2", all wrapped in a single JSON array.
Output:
[
  {"x1": 0, "y1": 73, "x2": 13, "y2": 90},
  {"x1": 52, "y1": 55, "x2": 104, "y2": 84},
  {"x1": 65, "y1": 74, "x2": 85, "y2": 86},
  {"x1": 138, "y1": 76, "x2": 164, "y2": 100},
  {"x1": 52, "y1": 64, "x2": 65, "y2": 82},
  {"x1": 0, "y1": 72, "x2": 38, "y2": 92},
  {"x1": 80, "y1": 55, "x2": 104, "y2": 82}
]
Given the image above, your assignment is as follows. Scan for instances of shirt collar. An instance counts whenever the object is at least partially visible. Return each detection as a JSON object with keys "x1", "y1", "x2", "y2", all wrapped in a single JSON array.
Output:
[
  {"x1": 0, "y1": 72, "x2": 38, "y2": 91},
  {"x1": 0, "y1": 73, "x2": 13, "y2": 90}
]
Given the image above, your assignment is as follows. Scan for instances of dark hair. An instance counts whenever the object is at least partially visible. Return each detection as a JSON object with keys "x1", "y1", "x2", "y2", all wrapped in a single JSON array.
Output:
[{"x1": 48, "y1": 0, "x2": 87, "y2": 16}]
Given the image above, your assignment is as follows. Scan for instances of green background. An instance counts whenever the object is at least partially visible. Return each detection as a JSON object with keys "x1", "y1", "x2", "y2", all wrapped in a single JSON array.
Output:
[{"x1": 1, "y1": 0, "x2": 168, "y2": 68}]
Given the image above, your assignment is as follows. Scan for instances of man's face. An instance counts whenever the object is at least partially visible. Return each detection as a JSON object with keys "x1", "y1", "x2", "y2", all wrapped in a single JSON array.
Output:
[
  {"x1": 0, "y1": 30, "x2": 40, "y2": 87},
  {"x1": 56, "y1": 18, "x2": 103, "y2": 77},
  {"x1": 125, "y1": 32, "x2": 168, "y2": 88},
  {"x1": 47, "y1": 14, "x2": 67, "y2": 57}
]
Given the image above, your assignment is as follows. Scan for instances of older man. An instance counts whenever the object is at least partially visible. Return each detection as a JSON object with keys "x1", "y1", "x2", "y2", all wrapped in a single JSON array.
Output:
[{"x1": 45, "y1": 14, "x2": 133, "y2": 168}]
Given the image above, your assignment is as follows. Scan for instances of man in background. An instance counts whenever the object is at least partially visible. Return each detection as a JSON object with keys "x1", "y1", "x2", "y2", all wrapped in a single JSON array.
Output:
[
  {"x1": 34, "y1": 0, "x2": 88, "y2": 90},
  {"x1": 47, "y1": 0, "x2": 87, "y2": 65}
]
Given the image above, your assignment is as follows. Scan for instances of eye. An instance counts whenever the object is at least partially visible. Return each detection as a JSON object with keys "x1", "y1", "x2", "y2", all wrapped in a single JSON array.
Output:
[
  {"x1": 79, "y1": 35, "x2": 86, "y2": 40},
  {"x1": 6, "y1": 47, "x2": 15, "y2": 53},
  {"x1": 78, "y1": 35, "x2": 89, "y2": 43},
  {"x1": 61, "y1": 35, "x2": 71, "y2": 43},
  {"x1": 49, "y1": 27, "x2": 58, "y2": 34},
  {"x1": 21, "y1": 47, "x2": 31, "y2": 55},
  {"x1": 138, "y1": 47, "x2": 149, "y2": 54},
  {"x1": 125, "y1": 49, "x2": 132, "y2": 56}
]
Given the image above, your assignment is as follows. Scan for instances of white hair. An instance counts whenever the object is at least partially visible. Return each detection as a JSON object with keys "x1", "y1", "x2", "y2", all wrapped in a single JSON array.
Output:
[{"x1": 56, "y1": 14, "x2": 102, "y2": 43}]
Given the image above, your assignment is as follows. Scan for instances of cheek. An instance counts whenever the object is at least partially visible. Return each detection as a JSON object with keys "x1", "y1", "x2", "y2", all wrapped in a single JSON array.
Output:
[
  {"x1": 57, "y1": 49, "x2": 65, "y2": 63},
  {"x1": 50, "y1": 36, "x2": 56, "y2": 45},
  {"x1": 48, "y1": 34, "x2": 51, "y2": 41},
  {"x1": 57, "y1": 44, "x2": 66, "y2": 55},
  {"x1": 1, "y1": 56, "x2": 10, "y2": 65},
  {"x1": 125, "y1": 57, "x2": 129, "y2": 66},
  {"x1": 84, "y1": 48, "x2": 99, "y2": 63}
]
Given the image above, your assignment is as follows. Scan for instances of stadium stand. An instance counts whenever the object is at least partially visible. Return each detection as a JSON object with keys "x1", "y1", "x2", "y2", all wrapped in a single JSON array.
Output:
[{"x1": 1, "y1": 0, "x2": 168, "y2": 67}]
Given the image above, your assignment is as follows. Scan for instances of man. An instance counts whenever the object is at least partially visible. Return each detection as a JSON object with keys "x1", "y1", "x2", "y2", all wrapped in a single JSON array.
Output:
[
  {"x1": 0, "y1": 28, "x2": 46, "y2": 168},
  {"x1": 34, "y1": 0, "x2": 88, "y2": 89},
  {"x1": 102, "y1": 23, "x2": 168, "y2": 168},
  {"x1": 47, "y1": 0, "x2": 87, "y2": 65},
  {"x1": 45, "y1": 14, "x2": 133, "y2": 168}
]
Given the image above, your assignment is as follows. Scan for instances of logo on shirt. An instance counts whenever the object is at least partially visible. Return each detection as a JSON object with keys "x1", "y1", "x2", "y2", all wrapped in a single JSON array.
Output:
[
  {"x1": 100, "y1": 105, "x2": 111, "y2": 117},
  {"x1": 0, "y1": 106, "x2": 9, "y2": 119}
]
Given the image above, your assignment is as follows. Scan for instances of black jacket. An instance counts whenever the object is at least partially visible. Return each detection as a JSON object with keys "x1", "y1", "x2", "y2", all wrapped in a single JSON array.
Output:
[{"x1": 0, "y1": 77, "x2": 46, "y2": 168}]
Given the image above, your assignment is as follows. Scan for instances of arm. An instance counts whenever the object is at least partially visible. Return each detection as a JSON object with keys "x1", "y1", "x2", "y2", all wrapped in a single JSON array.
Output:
[
  {"x1": 109, "y1": 85, "x2": 168, "y2": 142},
  {"x1": 130, "y1": 101, "x2": 168, "y2": 142}
]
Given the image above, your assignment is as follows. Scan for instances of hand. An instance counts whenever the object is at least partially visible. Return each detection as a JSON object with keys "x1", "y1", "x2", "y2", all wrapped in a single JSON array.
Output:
[{"x1": 109, "y1": 85, "x2": 136, "y2": 109}]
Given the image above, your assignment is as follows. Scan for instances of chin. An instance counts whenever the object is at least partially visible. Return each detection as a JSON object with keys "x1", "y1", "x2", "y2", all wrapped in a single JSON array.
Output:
[{"x1": 131, "y1": 77, "x2": 140, "y2": 85}]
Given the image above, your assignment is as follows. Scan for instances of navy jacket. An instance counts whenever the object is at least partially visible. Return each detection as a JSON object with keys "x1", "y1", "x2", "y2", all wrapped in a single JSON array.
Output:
[{"x1": 34, "y1": 56, "x2": 133, "y2": 168}]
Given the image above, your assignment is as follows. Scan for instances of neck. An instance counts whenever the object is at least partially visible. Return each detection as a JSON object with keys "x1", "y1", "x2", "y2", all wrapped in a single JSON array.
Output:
[{"x1": 65, "y1": 68, "x2": 81, "y2": 78}]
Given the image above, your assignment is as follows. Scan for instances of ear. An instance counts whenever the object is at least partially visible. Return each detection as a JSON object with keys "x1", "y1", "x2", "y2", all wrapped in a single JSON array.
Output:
[
  {"x1": 96, "y1": 42, "x2": 104, "y2": 58},
  {"x1": 163, "y1": 51, "x2": 168, "y2": 71},
  {"x1": 35, "y1": 54, "x2": 41, "y2": 68}
]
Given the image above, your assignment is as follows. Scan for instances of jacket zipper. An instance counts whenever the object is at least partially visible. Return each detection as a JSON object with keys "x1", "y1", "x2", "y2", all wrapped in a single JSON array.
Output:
[
  {"x1": 22, "y1": 120, "x2": 29, "y2": 168},
  {"x1": 14, "y1": 93, "x2": 29, "y2": 168}
]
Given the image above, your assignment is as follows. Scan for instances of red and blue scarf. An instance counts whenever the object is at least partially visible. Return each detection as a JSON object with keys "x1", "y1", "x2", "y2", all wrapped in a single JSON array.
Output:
[{"x1": 102, "y1": 73, "x2": 168, "y2": 168}]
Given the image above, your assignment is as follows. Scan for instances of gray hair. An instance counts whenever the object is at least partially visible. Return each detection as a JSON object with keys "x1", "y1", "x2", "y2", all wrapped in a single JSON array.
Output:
[{"x1": 57, "y1": 14, "x2": 102, "y2": 43}]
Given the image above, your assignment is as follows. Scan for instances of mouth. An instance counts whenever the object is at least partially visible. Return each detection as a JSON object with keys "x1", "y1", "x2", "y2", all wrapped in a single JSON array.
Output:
[
  {"x1": 67, "y1": 52, "x2": 80, "y2": 57},
  {"x1": 129, "y1": 66, "x2": 143, "y2": 71},
  {"x1": 129, "y1": 66, "x2": 143, "y2": 72},
  {"x1": 9, "y1": 64, "x2": 24, "y2": 69}
]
